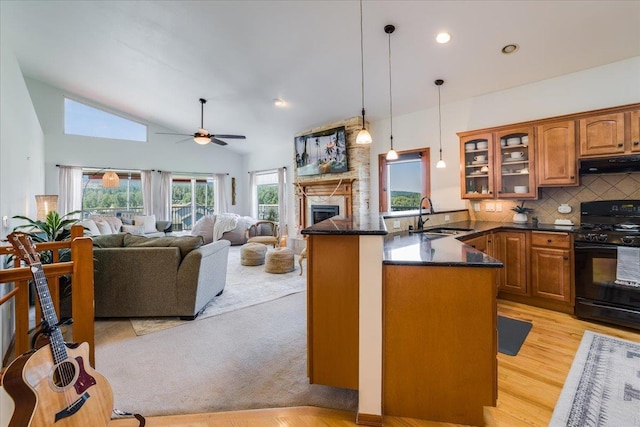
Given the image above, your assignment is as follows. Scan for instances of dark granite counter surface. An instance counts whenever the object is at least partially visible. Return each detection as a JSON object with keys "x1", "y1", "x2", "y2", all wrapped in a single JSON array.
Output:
[
  {"x1": 300, "y1": 215, "x2": 387, "y2": 236},
  {"x1": 301, "y1": 217, "x2": 576, "y2": 267}
]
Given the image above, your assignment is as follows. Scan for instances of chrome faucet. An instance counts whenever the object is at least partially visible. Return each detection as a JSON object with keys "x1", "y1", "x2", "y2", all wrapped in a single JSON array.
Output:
[{"x1": 417, "y1": 196, "x2": 435, "y2": 230}]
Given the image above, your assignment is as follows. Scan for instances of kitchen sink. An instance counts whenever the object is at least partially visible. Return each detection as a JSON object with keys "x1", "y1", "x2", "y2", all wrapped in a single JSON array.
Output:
[{"x1": 410, "y1": 227, "x2": 474, "y2": 236}]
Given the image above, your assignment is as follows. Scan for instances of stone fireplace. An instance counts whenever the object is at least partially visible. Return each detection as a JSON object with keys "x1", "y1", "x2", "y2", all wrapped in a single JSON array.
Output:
[{"x1": 293, "y1": 116, "x2": 371, "y2": 235}]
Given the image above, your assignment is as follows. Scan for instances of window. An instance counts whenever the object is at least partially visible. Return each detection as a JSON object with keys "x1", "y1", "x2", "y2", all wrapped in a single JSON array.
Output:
[
  {"x1": 378, "y1": 148, "x2": 431, "y2": 212},
  {"x1": 255, "y1": 171, "x2": 280, "y2": 221},
  {"x1": 82, "y1": 170, "x2": 142, "y2": 217},
  {"x1": 64, "y1": 97, "x2": 147, "y2": 142},
  {"x1": 171, "y1": 176, "x2": 214, "y2": 231}
]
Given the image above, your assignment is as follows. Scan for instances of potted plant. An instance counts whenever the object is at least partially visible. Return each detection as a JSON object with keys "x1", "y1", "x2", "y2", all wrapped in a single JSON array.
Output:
[
  {"x1": 511, "y1": 201, "x2": 533, "y2": 224},
  {"x1": 531, "y1": 216, "x2": 539, "y2": 227}
]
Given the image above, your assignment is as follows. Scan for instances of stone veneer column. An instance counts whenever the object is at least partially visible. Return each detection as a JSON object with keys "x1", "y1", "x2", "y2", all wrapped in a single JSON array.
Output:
[{"x1": 293, "y1": 116, "x2": 371, "y2": 233}]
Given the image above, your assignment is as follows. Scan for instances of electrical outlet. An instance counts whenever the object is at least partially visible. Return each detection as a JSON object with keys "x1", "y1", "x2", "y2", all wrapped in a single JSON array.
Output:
[
  {"x1": 485, "y1": 203, "x2": 495, "y2": 212},
  {"x1": 496, "y1": 203, "x2": 502, "y2": 212},
  {"x1": 474, "y1": 203, "x2": 481, "y2": 212},
  {"x1": 444, "y1": 214, "x2": 450, "y2": 222},
  {"x1": 393, "y1": 220, "x2": 401, "y2": 229}
]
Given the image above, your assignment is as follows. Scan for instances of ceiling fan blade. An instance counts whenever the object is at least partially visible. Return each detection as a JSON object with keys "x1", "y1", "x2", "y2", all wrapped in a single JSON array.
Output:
[
  {"x1": 157, "y1": 132, "x2": 192, "y2": 136},
  {"x1": 174, "y1": 137, "x2": 193, "y2": 144},
  {"x1": 210, "y1": 134, "x2": 246, "y2": 140},
  {"x1": 211, "y1": 138, "x2": 228, "y2": 146}
]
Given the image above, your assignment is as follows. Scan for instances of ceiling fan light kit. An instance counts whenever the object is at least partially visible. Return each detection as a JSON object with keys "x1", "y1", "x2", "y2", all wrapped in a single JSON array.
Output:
[{"x1": 156, "y1": 98, "x2": 246, "y2": 146}]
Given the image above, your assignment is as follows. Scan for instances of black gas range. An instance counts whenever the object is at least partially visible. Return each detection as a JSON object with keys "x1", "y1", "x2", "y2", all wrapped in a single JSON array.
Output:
[{"x1": 574, "y1": 200, "x2": 640, "y2": 331}]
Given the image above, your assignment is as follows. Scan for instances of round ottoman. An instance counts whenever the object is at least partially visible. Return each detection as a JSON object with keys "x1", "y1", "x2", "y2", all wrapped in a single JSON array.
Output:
[
  {"x1": 265, "y1": 247, "x2": 295, "y2": 274},
  {"x1": 241, "y1": 243, "x2": 267, "y2": 266}
]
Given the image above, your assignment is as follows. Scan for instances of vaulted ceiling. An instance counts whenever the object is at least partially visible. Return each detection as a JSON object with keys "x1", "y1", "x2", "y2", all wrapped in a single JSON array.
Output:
[{"x1": 2, "y1": 1, "x2": 639, "y2": 154}]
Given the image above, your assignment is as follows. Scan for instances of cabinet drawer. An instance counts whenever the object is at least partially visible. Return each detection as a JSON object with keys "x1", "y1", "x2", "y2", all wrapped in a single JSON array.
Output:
[{"x1": 531, "y1": 231, "x2": 571, "y2": 249}]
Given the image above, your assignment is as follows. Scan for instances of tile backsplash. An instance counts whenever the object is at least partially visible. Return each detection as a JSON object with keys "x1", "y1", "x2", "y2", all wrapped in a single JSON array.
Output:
[{"x1": 468, "y1": 173, "x2": 640, "y2": 225}]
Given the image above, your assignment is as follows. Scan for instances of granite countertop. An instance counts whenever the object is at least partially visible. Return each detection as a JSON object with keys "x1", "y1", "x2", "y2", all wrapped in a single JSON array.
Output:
[
  {"x1": 301, "y1": 217, "x2": 576, "y2": 267},
  {"x1": 300, "y1": 215, "x2": 387, "y2": 236}
]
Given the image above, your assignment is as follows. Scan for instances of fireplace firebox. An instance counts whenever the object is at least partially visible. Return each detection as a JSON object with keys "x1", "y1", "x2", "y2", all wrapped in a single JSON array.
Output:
[{"x1": 311, "y1": 205, "x2": 339, "y2": 224}]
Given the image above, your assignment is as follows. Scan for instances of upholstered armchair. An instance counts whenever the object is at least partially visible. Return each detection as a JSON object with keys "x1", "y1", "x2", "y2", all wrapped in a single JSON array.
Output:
[{"x1": 246, "y1": 221, "x2": 280, "y2": 247}]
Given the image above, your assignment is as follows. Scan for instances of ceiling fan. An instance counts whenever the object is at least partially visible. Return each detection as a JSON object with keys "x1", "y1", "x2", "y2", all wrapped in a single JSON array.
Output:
[{"x1": 157, "y1": 98, "x2": 246, "y2": 146}]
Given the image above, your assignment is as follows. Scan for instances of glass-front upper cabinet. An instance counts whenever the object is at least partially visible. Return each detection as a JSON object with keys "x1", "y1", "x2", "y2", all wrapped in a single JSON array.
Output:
[
  {"x1": 460, "y1": 133, "x2": 495, "y2": 199},
  {"x1": 495, "y1": 127, "x2": 536, "y2": 199}
]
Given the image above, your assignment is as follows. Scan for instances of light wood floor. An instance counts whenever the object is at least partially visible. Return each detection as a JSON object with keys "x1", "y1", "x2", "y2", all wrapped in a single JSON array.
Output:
[{"x1": 109, "y1": 300, "x2": 640, "y2": 427}]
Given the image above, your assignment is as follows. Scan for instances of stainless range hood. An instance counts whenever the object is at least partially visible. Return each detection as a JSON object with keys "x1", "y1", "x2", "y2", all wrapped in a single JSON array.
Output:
[{"x1": 579, "y1": 155, "x2": 640, "y2": 174}]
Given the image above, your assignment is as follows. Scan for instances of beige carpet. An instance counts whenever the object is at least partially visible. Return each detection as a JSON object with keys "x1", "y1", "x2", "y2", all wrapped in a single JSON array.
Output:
[{"x1": 130, "y1": 245, "x2": 306, "y2": 335}]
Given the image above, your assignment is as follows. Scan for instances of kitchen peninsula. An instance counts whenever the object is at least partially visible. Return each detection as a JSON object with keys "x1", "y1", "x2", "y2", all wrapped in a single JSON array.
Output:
[{"x1": 301, "y1": 215, "x2": 503, "y2": 426}]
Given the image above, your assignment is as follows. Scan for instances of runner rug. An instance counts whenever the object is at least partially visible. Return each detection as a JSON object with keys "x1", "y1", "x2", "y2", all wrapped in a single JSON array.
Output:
[{"x1": 549, "y1": 331, "x2": 640, "y2": 427}]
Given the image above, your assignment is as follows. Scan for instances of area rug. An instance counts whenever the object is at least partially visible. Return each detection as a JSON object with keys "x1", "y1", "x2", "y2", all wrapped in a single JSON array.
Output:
[
  {"x1": 549, "y1": 331, "x2": 640, "y2": 427},
  {"x1": 130, "y1": 246, "x2": 305, "y2": 335},
  {"x1": 497, "y1": 315, "x2": 532, "y2": 356}
]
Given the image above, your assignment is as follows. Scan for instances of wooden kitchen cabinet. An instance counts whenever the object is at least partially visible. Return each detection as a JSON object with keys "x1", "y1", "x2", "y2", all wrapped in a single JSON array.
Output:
[
  {"x1": 494, "y1": 231, "x2": 528, "y2": 295},
  {"x1": 631, "y1": 109, "x2": 640, "y2": 153},
  {"x1": 460, "y1": 234, "x2": 487, "y2": 252},
  {"x1": 579, "y1": 112, "x2": 626, "y2": 157},
  {"x1": 306, "y1": 234, "x2": 359, "y2": 390},
  {"x1": 530, "y1": 231, "x2": 573, "y2": 305},
  {"x1": 536, "y1": 120, "x2": 578, "y2": 186},
  {"x1": 495, "y1": 127, "x2": 537, "y2": 199},
  {"x1": 460, "y1": 133, "x2": 495, "y2": 199}
]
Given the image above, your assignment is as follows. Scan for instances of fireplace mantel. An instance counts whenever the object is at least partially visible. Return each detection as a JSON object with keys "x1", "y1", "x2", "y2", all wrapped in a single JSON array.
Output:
[{"x1": 295, "y1": 178, "x2": 355, "y2": 230}]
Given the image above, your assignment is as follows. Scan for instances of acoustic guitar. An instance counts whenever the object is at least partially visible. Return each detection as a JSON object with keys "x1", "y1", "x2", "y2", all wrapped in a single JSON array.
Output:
[{"x1": 3, "y1": 232, "x2": 113, "y2": 426}]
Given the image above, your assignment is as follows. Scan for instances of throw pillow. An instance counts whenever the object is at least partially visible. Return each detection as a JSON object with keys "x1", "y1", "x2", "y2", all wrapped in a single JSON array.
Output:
[
  {"x1": 191, "y1": 215, "x2": 216, "y2": 244},
  {"x1": 94, "y1": 220, "x2": 112, "y2": 235},
  {"x1": 134, "y1": 215, "x2": 157, "y2": 234},
  {"x1": 122, "y1": 224, "x2": 146, "y2": 235},
  {"x1": 121, "y1": 217, "x2": 133, "y2": 225},
  {"x1": 79, "y1": 219, "x2": 101, "y2": 236}
]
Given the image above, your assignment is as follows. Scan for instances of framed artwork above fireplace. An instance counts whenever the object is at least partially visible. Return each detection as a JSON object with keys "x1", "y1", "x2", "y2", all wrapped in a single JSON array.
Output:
[{"x1": 295, "y1": 126, "x2": 348, "y2": 176}]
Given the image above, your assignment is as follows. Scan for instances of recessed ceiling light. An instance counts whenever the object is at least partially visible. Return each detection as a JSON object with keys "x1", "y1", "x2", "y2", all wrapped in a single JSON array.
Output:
[
  {"x1": 274, "y1": 98, "x2": 286, "y2": 107},
  {"x1": 501, "y1": 44, "x2": 519, "y2": 54},
  {"x1": 436, "y1": 32, "x2": 451, "y2": 44}
]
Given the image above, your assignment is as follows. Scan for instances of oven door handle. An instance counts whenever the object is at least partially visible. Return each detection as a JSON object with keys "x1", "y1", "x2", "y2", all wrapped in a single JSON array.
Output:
[
  {"x1": 578, "y1": 300, "x2": 640, "y2": 314},
  {"x1": 574, "y1": 243, "x2": 618, "y2": 251}
]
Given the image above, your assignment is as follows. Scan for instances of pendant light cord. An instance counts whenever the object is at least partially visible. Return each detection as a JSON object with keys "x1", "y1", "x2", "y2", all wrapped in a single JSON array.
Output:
[
  {"x1": 388, "y1": 29, "x2": 393, "y2": 149},
  {"x1": 360, "y1": 0, "x2": 365, "y2": 115},
  {"x1": 438, "y1": 84, "x2": 442, "y2": 158}
]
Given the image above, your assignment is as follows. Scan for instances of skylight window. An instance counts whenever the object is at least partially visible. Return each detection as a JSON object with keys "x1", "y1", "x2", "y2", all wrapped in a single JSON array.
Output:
[{"x1": 64, "y1": 97, "x2": 147, "y2": 142}]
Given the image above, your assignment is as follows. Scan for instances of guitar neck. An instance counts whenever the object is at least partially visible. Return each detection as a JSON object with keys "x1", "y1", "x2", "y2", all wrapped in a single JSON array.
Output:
[{"x1": 31, "y1": 262, "x2": 68, "y2": 364}]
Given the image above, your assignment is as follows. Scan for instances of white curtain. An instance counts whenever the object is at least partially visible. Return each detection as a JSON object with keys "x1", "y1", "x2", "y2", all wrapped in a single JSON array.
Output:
[
  {"x1": 58, "y1": 166, "x2": 82, "y2": 217},
  {"x1": 141, "y1": 170, "x2": 153, "y2": 215},
  {"x1": 214, "y1": 173, "x2": 228, "y2": 214},
  {"x1": 277, "y1": 167, "x2": 287, "y2": 235},
  {"x1": 157, "y1": 171, "x2": 172, "y2": 221},
  {"x1": 249, "y1": 171, "x2": 258, "y2": 219}
]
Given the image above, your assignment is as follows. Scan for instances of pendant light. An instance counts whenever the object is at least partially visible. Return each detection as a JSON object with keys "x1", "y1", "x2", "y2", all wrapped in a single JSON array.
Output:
[
  {"x1": 435, "y1": 79, "x2": 446, "y2": 169},
  {"x1": 102, "y1": 170, "x2": 120, "y2": 188},
  {"x1": 385, "y1": 24, "x2": 398, "y2": 161},
  {"x1": 355, "y1": 0, "x2": 372, "y2": 145}
]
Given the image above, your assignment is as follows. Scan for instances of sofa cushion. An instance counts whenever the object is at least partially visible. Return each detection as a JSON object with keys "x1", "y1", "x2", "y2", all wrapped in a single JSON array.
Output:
[
  {"x1": 123, "y1": 234, "x2": 204, "y2": 259},
  {"x1": 121, "y1": 224, "x2": 146, "y2": 235},
  {"x1": 191, "y1": 215, "x2": 216, "y2": 244},
  {"x1": 134, "y1": 215, "x2": 157, "y2": 233},
  {"x1": 88, "y1": 215, "x2": 122, "y2": 233},
  {"x1": 79, "y1": 219, "x2": 101, "y2": 236},
  {"x1": 92, "y1": 233, "x2": 125, "y2": 248}
]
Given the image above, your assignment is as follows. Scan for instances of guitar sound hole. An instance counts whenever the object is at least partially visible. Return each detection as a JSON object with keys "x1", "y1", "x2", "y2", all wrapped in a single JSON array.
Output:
[{"x1": 52, "y1": 361, "x2": 78, "y2": 388}]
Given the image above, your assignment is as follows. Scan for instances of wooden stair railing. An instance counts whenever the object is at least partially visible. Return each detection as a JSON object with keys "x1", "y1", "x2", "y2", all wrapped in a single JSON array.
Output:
[{"x1": 0, "y1": 224, "x2": 96, "y2": 366}]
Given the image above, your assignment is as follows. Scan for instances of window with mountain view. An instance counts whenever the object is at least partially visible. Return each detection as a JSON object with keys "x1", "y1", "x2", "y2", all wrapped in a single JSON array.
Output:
[
  {"x1": 255, "y1": 171, "x2": 280, "y2": 221},
  {"x1": 82, "y1": 171, "x2": 142, "y2": 217},
  {"x1": 171, "y1": 177, "x2": 214, "y2": 231},
  {"x1": 378, "y1": 148, "x2": 431, "y2": 212}
]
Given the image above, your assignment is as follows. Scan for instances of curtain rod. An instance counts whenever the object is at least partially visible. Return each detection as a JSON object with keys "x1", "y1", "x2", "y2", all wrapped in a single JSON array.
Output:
[
  {"x1": 248, "y1": 166, "x2": 287, "y2": 174},
  {"x1": 56, "y1": 164, "x2": 228, "y2": 176}
]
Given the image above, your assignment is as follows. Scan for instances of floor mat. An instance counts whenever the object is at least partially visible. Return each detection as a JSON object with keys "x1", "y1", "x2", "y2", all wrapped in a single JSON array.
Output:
[{"x1": 497, "y1": 315, "x2": 532, "y2": 356}]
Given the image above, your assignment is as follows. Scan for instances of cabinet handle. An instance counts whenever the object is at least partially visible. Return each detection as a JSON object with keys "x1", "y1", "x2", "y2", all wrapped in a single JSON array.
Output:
[
  {"x1": 634, "y1": 141, "x2": 639, "y2": 146},
  {"x1": 547, "y1": 239, "x2": 552, "y2": 243},
  {"x1": 618, "y1": 142, "x2": 624, "y2": 147},
  {"x1": 570, "y1": 175, "x2": 575, "y2": 179},
  {"x1": 564, "y1": 257, "x2": 569, "y2": 260}
]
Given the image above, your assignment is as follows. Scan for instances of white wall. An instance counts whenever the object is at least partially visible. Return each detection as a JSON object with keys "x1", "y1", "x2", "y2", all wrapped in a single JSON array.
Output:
[
  {"x1": 368, "y1": 56, "x2": 640, "y2": 213},
  {"x1": 0, "y1": 36, "x2": 44, "y2": 424},
  {"x1": 24, "y1": 77, "x2": 247, "y2": 216}
]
